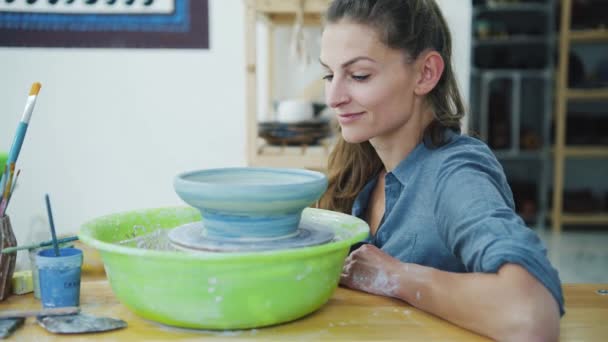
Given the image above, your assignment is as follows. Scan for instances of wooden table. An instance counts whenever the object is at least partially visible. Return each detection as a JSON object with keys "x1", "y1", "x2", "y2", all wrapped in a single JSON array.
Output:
[{"x1": 2, "y1": 281, "x2": 607, "y2": 341}]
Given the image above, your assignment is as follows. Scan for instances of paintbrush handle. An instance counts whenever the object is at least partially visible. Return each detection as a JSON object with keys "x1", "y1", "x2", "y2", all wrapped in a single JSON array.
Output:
[
  {"x1": 0, "y1": 236, "x2": 79, "y2": 254},
  {"x1": 21, "y1": 83, "x2": 41, "y2": 124},
  {"x1": 0, "y1": 198, "x2": 7, "y2": 218},
  {"x1": 0, "y1": 165, "x2": 7, "y2": 205},
  {"x1": 2, "y1": 163, "x2": 15, "y2": 200},
  {"x1": 0, "y1": 201, "x2": 6, "y2": 218},
  {"x1": 0, "y1": 122, "x2": 28, "y2": 194},
  {"x1": 2, "y1": 169, "x2": 20, "y2": 216},
  {"x1": 0, "y1": 306, "x2": 79, "y2": 319},
  {"x1": 44, "y1": 194, "x2": 60, "y2": 256},
  {"x1": 6, "y1": 122, "x2": 28, "y2": 165},
  {"x1": 0, "y1": 82, "x2": 41, "y2": 190}
]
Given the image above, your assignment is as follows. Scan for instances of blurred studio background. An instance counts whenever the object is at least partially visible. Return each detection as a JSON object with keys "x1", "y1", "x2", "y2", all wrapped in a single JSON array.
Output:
[{"x1": 0, "y1": 0, "x2": 606, "y2": 282}]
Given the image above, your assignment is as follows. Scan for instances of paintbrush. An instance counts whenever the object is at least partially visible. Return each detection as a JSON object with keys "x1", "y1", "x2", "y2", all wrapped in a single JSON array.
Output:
[
  {"x1": 0, "y1": 306, "x2": 79, "y2": 319},
  {"x1": 44, "y1": 194, "x2": 60, "y2": 256},
  {"x1": 0, "y1": 163, "x2": 15, "y2": 216},
  {"x1": 0, "y1": 82, "x2": 41, "y2": 193},
  {"x1": 0, "y1": 164, "x2": 15, "y2": 217},
  {"x1": 0, "y1": 165, "x2": 7, "y2": 211},
  {"x1": 0, "y1": 165, "x2": 6, "y2": 193},
  {"x1": 5, "y1": 163, "x2": 15, "y2": 198},
  {"x1": 0, "y1": 235, "x2": 78, "y2": 254},
  {"x1": 1, "y1": 169, "x2": 20, "y2": 217},
  {"x1": 0, "y1": 164, "x2": 7, "y2": 192}
]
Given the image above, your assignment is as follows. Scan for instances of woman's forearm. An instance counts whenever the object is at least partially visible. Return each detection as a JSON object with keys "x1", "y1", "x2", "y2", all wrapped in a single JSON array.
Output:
[
  {"x1": 340, "y1": 245, "x2": 560, "y2": 340},
  {"x1": 394, "y1": 263, "x2": 560, "y2": 341}
]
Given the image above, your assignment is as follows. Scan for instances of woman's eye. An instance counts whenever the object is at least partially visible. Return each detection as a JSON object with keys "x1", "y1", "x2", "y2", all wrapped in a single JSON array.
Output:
[
  {"x1": 352, "y1": 74, "x2": 370, "y2": 81},
  {"x1": 323, "y1": 74, "x2": 334, "y2": 81}
]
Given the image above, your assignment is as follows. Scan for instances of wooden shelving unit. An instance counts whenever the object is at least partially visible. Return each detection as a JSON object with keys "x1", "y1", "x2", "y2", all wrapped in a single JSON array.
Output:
[
  {"x1": 552, "y1": 0, "x2": 608, "y2": 232},
  {"x1": 244, "y1": 0, "x2": 332, "y2": 171}
]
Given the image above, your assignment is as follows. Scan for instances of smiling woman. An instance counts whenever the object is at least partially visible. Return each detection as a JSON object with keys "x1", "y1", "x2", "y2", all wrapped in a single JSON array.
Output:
[
  {"x1": 320, "y1": 24, "x2": 430, "y2": 146},
  {"x1": 317, "y1": 0, "x2": 563, "y2": 341}
]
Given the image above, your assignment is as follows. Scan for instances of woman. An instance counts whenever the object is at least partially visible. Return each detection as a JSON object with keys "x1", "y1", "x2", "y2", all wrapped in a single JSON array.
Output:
[{"x1": 318, "y1": 0, "x2": 563, "y2": 340}]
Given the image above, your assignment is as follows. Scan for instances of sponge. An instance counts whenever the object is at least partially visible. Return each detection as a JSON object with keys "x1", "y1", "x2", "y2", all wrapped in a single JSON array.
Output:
[{"x1": 11, "y1": 270, "x2": 33, "y2": 295}]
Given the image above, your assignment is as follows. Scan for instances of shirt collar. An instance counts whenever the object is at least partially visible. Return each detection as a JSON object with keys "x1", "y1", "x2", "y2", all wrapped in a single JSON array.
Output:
[
  {"x1": 389, "y1": 142, "x2": 426, "y2": 186},
  {"x1": 351, "y1": 129, "x2": 460, "y2": 215},
  {"x1": 390, "y1": 129, "x2": 459, "y2": 186}
]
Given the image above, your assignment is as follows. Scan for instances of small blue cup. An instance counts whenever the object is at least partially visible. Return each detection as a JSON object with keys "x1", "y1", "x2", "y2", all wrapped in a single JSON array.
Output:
[{"x1": 36, "y1": 247, "x2": 83, "y2": 308}]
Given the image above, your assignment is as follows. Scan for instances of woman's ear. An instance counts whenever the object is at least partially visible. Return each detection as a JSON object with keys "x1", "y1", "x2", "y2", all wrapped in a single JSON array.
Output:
[{"x1": 414, "y1": 50, "x2": 444, "y2": 96}]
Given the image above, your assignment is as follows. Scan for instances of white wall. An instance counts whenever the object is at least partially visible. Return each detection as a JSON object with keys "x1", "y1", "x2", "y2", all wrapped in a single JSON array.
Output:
[
  {"x1": 0, "y1": 0, "x2": 470, "y2": 270},
  {"x1": 436, "y1": 0, "x2": 472, "y2": 130},
  {"x1": 0, "y1": 1, "x2": 246, "y2": 269}
]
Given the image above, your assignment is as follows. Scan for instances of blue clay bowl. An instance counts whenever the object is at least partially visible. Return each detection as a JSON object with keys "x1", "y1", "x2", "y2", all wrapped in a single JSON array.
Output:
[{"x1": 173, "y1": 167, "x2": 328, "y2": 240}]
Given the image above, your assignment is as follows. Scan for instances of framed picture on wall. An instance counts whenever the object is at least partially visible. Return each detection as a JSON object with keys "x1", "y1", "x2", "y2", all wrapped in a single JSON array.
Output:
[{"x1": 0, "y1": 0, "x2": 208, "y2": 49}]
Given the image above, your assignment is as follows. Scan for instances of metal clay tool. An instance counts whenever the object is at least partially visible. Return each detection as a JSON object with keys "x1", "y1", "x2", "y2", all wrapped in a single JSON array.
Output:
[
  {"x1": 37, "y1": 313, "x2": 127, "y2": 334},
  {"x1": 0, "y1": 317, "x2": 24, "y2": 339}
]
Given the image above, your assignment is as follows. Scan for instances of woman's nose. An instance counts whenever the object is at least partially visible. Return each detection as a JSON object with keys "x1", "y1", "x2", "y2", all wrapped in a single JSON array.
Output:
[{"x1": 326, "y1": 79, "x2": 350, "y2": 109}]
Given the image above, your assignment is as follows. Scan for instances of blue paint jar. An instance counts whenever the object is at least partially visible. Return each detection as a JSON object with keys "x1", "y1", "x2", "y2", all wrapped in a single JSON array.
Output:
[
  {"x1": 28, "y1": 243, "x2": 75, "y2": 299},
  {"x1": 36, "y1": 247, "x2": 83, "y2": 308}
]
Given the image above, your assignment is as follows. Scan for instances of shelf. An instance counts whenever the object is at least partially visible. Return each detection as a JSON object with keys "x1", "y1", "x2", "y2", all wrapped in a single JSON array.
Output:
[
  {"x1": 253, "y1": 0, "x2": 331, "y2": 14},
  {"x1": 266, "y1": 12, "x2": 323, "y2": 26},
  {"x1": 561, "y1": 146, "x2": 608, "y2": 158},
  {"x1": 471, "y1": 68, "x2": 552, "y2": 78},
  {"x1": 251, "y1": 144, "x2": 330, "y2": 170},
  {"x1": 566, "y1": 88, "x2": 608, "y2": 101},
  {"x1": 561, "y1": 213, "x2": 608, "y2": 225},
  {"x1": 246, "y1": 0, "x2": 331, "y2": 172},
  {"x1": 551, "y1": 0, "x2": 608, "y2": 233},
  {"x1": 474, "y1": 36, "x2": 551, "y2": 46},
  {"x1": 473, "y1": 3, "x2": 550, "y2": 15},
  {"x1": 253, "y1": 0, "x2": 328, "y2": 26},
  {"x1": 569, "y1": 29, "x2": 608, "y2": 43},
  {"x1": 493, "y1": 150, "x2": 547, "y2": 160}
]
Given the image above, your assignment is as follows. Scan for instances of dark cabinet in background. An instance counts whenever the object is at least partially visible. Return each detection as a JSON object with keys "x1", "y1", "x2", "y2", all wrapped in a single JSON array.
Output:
[{"x1": 470, "y1": 0, "x2": 555, "y2": 227}]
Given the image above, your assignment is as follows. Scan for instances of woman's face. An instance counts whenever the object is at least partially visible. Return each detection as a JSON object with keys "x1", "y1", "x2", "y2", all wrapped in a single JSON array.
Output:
[{"x1": 320, "y1": 21, "x2": 420, "y2": 144}]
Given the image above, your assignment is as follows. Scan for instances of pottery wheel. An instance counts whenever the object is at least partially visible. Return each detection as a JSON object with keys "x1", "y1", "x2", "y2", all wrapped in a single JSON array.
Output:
[{"x1": 168, "y1": 222, "x2": 335, "y2": 252}]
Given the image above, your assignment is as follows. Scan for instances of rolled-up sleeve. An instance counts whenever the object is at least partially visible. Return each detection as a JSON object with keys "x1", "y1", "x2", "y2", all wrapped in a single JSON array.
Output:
[{"x1": 433, "y1": 147, "x2": 565, "y2": 316}]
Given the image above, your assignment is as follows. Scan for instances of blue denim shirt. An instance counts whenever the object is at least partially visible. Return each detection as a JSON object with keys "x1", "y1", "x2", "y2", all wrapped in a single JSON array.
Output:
[{"x1": 351, "y1": 131, "x2": 565, "y2": 315}]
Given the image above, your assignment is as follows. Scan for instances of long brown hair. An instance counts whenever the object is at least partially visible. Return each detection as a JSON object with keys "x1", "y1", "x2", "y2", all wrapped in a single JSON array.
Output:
[{"x1": 318, "y1": 0, "x2": 465, "y2": 214}]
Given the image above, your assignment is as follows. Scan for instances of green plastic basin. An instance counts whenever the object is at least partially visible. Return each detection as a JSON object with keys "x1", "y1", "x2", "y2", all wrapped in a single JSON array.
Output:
[{"x1": 78, "y1": 206, "x2": 369, "y2": 330}]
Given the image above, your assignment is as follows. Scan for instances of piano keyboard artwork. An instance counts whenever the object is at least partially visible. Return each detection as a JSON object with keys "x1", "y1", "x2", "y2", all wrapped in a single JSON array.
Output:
[{"x1": 0, "y1": 0, "x2": 208, "y2": 49}]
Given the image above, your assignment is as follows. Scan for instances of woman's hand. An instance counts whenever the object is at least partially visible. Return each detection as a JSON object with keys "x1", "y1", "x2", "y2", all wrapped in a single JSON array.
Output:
[{"x1": 340, "y1": 244, "x2": 405, "y2": 298}]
